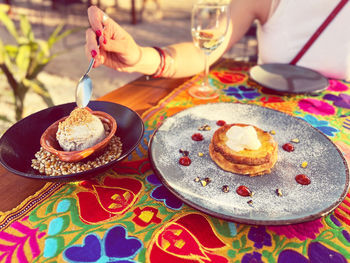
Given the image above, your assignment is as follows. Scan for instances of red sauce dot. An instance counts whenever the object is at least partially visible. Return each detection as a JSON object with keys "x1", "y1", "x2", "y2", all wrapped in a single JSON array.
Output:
[
  {"x1": 236, "y1": 185, "x2": 252, "y2": 197},
  {"x1": 282, "y1": 143, "x2": 295, "y2": 152},
  {"x1": 179, "y1": 156, "x2": 191, "y2": 166},
  {"x1": 216, "y1": 120, "x2": 226, "y2": 126},
  {"x1": 191, "y1": 133, "x2": 204, "y2": 141},
  {"x1": 295, "y1": 174, "x2": 311, "y2": 185}
]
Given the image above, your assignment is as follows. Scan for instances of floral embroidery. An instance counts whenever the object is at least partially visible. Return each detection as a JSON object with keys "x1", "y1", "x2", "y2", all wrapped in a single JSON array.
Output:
[
  {"x1": 278, "y1": 249, "x2": 308, "y2": 263},
  {"x1": 213, "y1": 71, "x2": 247, "y2": 84},
  {"x1": 298, "y1": 98, "x2": 335, "y2": 116},
  {"x1": 278, "y1": 242, "x2": 348, "y2": 263},
  {"x1": 76, "y1": 176, "x2": 142, "y2": 224},
  {"x1": 132, "y1": 207, "x2": 162, "y2": 227},
  {"x1": 341, "y1": 115, "x2": 350, "y2": 132},
  {"x1": 342, "y1": 230, "x2": 350, "y2": 243},
  {"x1": 3, "y1": 61, "x2": 350, "y2": 263},
  {"x1": 147, "y1": 213, "x2": 228, "y2": 263},
  {"x1": 113, "y1": 158, "x2": 151, "y2": 175},
  {"x1": 260, "y1": 96, "x2": 285, "y2": 104},
  {"x1": 247, "y1": 226, "x2": 271, "y2": 249},
  {"x1": 307, "y1": 242, "x2": 347, "y2": 262},
  {"x1": 268, "y1": 218, "x2": 323, "y2": 241},
  {"x1": 0, "y1": 217, "x2": 45, "y2": 262},
  {"x1": 63, "y1": 225, "x2": 142, "y2": 262},
  {"x1": 223, "y1": 85, "x2": 261, "y2": 100},
  {"x1": 146, "y1": 174, "x2": 183, "y2": 210},
  {"x1": 334, "y1": 141, "x2": 350, "y2": 163},
  {"x1": 301, "y1": 114, "x2": 339, "y2": 136},
  {"x1": 334, "y1": 192, "x2": 350, "y2": 226},
  {"x1": 327, "y1": 80, "x2": 349, "y2": 92},
  {"x1": 241, "y1": 252, "x2": 264, "y2": 263},
  {"x1": 330, "y1": 214, "x2": 342, "y2": 227},
  {"x1": 323, "y1": 94, "x2": 350, "y2": 109},
  {"x1": 130, "y1": 129, "x2": 153, "y2": 160},
  {"x1": 260, "y1": 87, "x2": 284, "y2": 96},
  {"x1": 326, "y1": 214, "x2": 350, "y2": 245}
]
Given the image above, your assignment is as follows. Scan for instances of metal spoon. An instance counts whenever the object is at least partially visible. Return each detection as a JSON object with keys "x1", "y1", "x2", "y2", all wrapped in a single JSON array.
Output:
[
  {"x1": 75, "y1": 36, "x2": 100, "y2": 108},
  {"x1": 75, "y1": 58, "x2": 94, "y2": 108}
]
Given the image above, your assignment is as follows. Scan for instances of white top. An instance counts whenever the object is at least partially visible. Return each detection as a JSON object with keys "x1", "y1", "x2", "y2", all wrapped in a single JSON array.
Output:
[{"x1": 257, "y1": 0, "x2": 350, "y2": 80}]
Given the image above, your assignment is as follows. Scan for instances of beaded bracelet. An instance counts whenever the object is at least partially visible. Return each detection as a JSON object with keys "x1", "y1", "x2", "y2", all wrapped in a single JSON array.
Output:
[{"x1": 152, "y1": 46, "x2": 166, "y2": 78}]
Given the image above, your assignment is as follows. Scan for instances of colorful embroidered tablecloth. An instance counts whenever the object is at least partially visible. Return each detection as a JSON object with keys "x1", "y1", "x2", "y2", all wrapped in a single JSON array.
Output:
[{"x1": 0, "y1": 60, "x2": 349, "y2": 263}]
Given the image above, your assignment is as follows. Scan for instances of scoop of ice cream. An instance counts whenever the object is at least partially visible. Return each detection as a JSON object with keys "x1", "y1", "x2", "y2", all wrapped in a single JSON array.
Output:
[
  {"x1": 226, "y1": 125, "x2": 261, "y2": 152},
  {"x1": 56, "y1": 108, "x2": 106, "y2": 151}
]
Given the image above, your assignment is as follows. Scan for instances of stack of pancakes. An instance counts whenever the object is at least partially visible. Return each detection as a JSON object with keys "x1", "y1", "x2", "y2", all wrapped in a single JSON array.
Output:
[{"x1": 209, "y1": 123, "x2": 278, "y2": 176}]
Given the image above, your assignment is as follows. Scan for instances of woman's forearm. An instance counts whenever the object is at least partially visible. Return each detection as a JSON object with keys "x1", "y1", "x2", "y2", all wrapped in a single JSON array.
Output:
[
  {"x1": 134, "y1": 38, "x2": 229, "y2": 78},
  {"x1": 133, "y1": 0, "x2": 266, "y2": 78},
  {"x1": 85, "y1": 0, "x2": 270, "y2": 79}
]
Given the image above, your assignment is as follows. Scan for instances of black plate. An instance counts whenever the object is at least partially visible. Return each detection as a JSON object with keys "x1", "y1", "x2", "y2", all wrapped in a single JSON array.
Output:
[
  {"x1": 0, "y1": 101, "x2": 144, "y2": 181},
  {"x1": 249, "y1": 63, "x2": 329, "y2": 94}
]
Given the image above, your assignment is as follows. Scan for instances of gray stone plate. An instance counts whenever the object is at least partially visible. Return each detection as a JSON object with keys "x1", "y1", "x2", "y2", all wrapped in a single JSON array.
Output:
[
  {"x1": 249, "y1": 63, "x2": 329, "y2": 94},
  {"x1": 148, "y1": 103, "x2": 349, "y2": 225}
]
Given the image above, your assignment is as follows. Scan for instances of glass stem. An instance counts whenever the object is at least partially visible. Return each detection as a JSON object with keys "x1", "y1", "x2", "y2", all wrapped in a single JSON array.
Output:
[{"x1": 202, "y1": 51, "x2": 210, "y2": 87}]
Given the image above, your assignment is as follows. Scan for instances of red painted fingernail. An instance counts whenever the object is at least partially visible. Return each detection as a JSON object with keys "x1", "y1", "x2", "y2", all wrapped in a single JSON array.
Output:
[
  {"x1": 103, "y1": 38, "x2": 107, "y2": 45},
  {"x1": 91, "y1": 50, "x2": 97, "y2": 58},
  {"x1": 96, "y1": 30, "x2": 102, "y2": 37}
]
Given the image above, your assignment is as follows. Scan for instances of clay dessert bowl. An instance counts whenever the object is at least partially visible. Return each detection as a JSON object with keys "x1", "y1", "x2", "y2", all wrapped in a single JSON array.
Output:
[{"x1": 40, "y1": 110, "x2": 117, "y2": 162}]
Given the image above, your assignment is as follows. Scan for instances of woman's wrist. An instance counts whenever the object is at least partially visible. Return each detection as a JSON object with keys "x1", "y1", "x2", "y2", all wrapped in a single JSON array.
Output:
[
  {"x1": 133, "y1": 46, "x2": 161, "y2": 75},
  {"x1": 151, "y1": 47, "x2": 166, "y2": 78}
]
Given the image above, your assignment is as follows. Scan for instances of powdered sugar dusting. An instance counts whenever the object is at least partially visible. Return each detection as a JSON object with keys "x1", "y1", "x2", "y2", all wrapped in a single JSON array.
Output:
[{"x1": 150, "y1": 103, "x2": 349, "y2": 224}]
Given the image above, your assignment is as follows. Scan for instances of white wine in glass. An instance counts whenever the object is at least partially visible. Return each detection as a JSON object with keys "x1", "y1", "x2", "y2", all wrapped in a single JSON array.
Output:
[{"x1": 189, "y1": 2, "x2": 229, "y2": 99}]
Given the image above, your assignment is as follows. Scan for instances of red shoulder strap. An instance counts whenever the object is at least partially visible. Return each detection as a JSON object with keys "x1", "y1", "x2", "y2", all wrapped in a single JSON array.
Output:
[{"x1": 290, "y1": 0, "x2": 349, "y2": 65}]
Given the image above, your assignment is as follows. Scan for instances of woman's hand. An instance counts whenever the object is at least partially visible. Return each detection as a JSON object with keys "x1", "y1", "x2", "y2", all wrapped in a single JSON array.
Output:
[{"x1": 85, "y1": 6, "x2": 142, "y2": 72}]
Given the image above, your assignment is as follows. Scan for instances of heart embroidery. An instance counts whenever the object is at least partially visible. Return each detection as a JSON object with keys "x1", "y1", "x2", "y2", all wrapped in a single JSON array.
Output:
[
  {"x1": 104, "y1": 226, "x2": 142, "y2": 258},
  {"x1": 63, "y1": 226, "x2": 142, "y2": 262},
  {"x1": 64, "y1": 235, "x2": 101, "y2": 262}
]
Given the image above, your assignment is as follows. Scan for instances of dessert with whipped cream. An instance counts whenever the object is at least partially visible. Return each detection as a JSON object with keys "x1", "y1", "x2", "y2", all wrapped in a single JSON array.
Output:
[
  {"x1": 56, "y1": 108, "x2": 106, "y2": 151},
  {"x1": 209, "y1": 123, "x2": 277, "y2": 176}
]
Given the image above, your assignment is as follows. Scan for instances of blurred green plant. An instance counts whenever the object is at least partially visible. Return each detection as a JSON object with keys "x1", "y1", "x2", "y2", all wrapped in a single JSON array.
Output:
[{"x1": 0, "y1": 5, "x2": 80, "y2": 121}]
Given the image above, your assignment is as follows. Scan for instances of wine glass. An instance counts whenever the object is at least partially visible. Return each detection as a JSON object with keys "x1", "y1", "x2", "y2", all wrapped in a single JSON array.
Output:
[{"x1": 189, "y1": 1, "x2": 229, "y2": 100}]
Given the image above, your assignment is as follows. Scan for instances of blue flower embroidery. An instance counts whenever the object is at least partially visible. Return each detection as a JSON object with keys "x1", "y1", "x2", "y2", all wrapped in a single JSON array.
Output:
[
  {"x1": 63, "y1": 225, "x2": 142, "y2": 263},
  {"x1": 146, "y1": 174, "x2": 183, "y2": 210},
  {"x1": 301, "y1": 114, "x2": 339, "y2": 137},
  {"x1": 128, "y1": 129, "x2": 153, "y2": 160},
  {"x1": 223, "y1": 85, "x2": 261, "y2": 100}
]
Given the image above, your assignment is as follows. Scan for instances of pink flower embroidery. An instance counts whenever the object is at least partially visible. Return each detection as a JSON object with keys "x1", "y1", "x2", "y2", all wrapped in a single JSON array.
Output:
[
  {"x1": 298, "y1": 98, "x2": 335, "y2": 116},
  {"x1": 268, "y1": 218, "x2": 323, "y2": 241},
  {"x1": 327, "y1": 80, "x2": 349, "y2": 92},
  {"x1": 0, "y1": 217, "x2": 45, "y2": 262}
]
